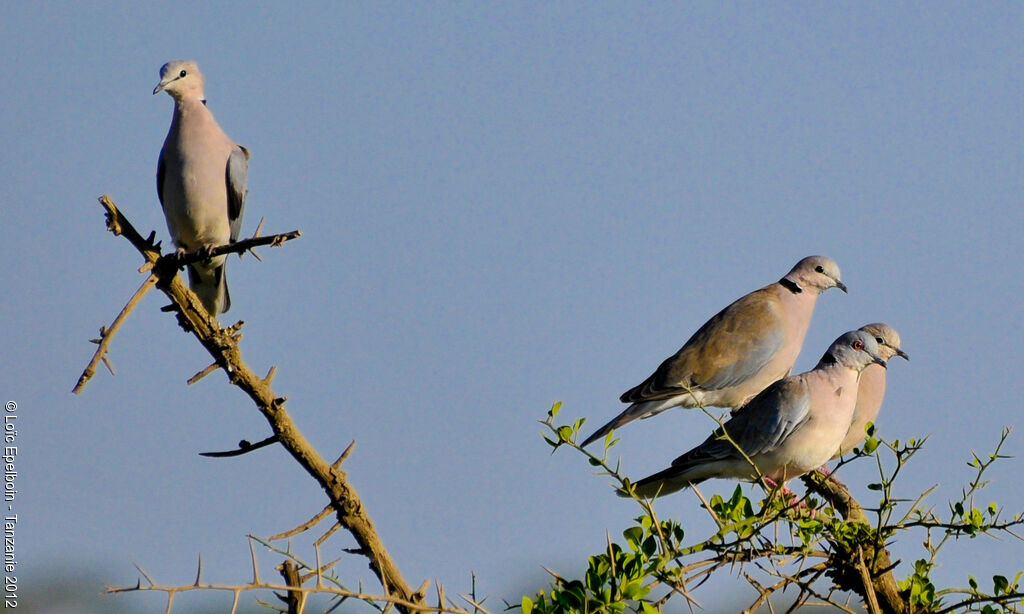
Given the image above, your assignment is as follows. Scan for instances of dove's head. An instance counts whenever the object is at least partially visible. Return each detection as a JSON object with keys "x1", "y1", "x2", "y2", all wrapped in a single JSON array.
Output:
[
  {"x1": 859, "y1": 323, "x2": 909, "y2": 363},
  {"x1": 821, "y1": 330, "x2": 886, "y2": 372},
  {"x1": 153, "y1": 60, "x2": 205, "y2": 100},
  {"x1": 783, "y1": 255, "x2": 847, "y2": 295}
]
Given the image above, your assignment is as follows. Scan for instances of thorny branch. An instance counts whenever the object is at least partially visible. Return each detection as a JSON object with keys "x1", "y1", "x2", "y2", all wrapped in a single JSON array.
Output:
[
  {"x1": 84, "y1": 195, "x2": 426, "y2": 613},
  {"x1": 541, "y1": 407, "x2": 1023, "y2": 614},
  {"x1": 107, "y1": 535, "x2": 487, "y2": 614},
  {"x1": 73, "y1": 195, "x2": 301, "y2": 393}
]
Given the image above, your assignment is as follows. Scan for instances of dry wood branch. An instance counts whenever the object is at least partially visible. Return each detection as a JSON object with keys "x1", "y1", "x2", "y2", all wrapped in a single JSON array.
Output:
[
  {"x1": 802, "y1": 471, "x2": 907, "y2": 614},
  {"x1": 72, "y1": 273, "x2": 158, "y2": 393},
  {"x1": 90, "y1": 196, "x2": 423, "y2": 613},
  {"x1": 858, "y1": 546, "x2": 882, "y2": 614},
  {"x1": 278, "y1": 560, "x2": 305, "y2": 614},
  {"x1": 187, "y1": 362, "x2": 221, "y2": 385},
  {"x1": 270, "y1": 504, "x2": 336, "y2": 541},
  {"x1": 75, "y1": 196, "x2": 299, "y2": 392},
  {"x1": 107, "y1": 578, "x2": 483, "y2": 614},
  {"x1": 316, "y1": 523, "x2": 343, "y2": 548},
  {"x1": 168, "y1": 227, "x2": 301, "y2": 268},
  {"x1": 200, "y1": 435, "x2": 280, "y2": 457},
  {"x1": 331, "y1": 441, "x2": 357, "y2": 468}
]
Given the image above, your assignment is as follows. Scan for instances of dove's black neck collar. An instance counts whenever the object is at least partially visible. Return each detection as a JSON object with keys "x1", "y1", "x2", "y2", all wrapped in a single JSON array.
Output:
[
  {"x1": 201, "y1": 98, "x2": 207, "y2": 106},
  {"x1": 779, "y1": 278, "x2": 802, "y2": 294},
  {"x1": 817, "y1": 351, "x2": 837, "y2": 366}
]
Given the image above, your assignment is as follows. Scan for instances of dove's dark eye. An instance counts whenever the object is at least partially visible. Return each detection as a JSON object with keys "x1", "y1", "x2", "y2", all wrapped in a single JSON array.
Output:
[
  {"x1": 815, "y1": 265, "x2": 824, "y2": 273},
  {"x1": 179, "y1": 69, "x2": 187, "y2": 78},
  {"x1": 875, "y1": 337, "x2": 884, "y2": 344},
  {"x1": 853, "y1": 340, "x2": 864, "y2": 350}
]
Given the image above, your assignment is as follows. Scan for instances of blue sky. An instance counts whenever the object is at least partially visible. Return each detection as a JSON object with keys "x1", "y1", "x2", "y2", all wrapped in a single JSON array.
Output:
[{"x1": 3, "y1": 3, "x2": 1022, "y2": 612}]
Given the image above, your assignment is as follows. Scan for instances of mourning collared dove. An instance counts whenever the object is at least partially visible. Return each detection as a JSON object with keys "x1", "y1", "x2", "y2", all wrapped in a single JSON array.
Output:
[
  {"x1": 155, "y1": 60, "x2": 249, "y2": 316},
  {"x1": 833, "y1": 323, "x2": 908, "y2": 458},
  {"x1": 582, "y1": 256, "x2": 847, "y2": 448},
  {"x1": 622, "y1": 330, "x2": 885, "y2": 498}
]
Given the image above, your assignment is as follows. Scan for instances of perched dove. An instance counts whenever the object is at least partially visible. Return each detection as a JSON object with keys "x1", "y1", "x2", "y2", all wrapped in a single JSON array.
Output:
[
  {"x1": 833, "y1": 323, "x2": 908, "y2": 458},
  {"x1": 155, "y1": 60, "x2": 249, "y2": 316},
  {"x1": 582, "y1": 256, "x2": 847, "y2": 447},
  {"x1": 622, "y1": 330, "x2": 885, "y2": 499}
]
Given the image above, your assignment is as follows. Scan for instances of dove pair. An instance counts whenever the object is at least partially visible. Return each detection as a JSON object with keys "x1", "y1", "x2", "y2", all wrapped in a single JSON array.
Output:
[
  {"x1": 578, "y1": 257, "x2": 907, "y2": 498},
  {"x1": 154, "y1": 60, "x2": 248, "y2": 317}
]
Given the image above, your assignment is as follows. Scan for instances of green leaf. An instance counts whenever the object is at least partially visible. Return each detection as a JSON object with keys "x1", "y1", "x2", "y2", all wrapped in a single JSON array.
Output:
[
  {"x1": 623, "y1": 526, "x2": 644, "y2": 551},
  {"x1": 862, "y1": 437, "x2": 879, "y2": 455},
  {"x1": 521, "y1": 596, "x2": 533, "y2": 614},
  {"x1": 993, "y1": 574, "x2": 1009, "y2": 595},
  {"x1": 620, "y1": 580, "x2": 649, "y2": 600},
  {"x1": 549, "y1": 402, "x2": 562, "y2": 418},
  {"x1": 641, "y1": 535, "x2": 657, "y2": 557},
  {"x1": 557, "y1": 426, "x2": 573, "y2": 443},
  {"x1": 641, "y1": 602, "x2": 659, "y2": 614}
]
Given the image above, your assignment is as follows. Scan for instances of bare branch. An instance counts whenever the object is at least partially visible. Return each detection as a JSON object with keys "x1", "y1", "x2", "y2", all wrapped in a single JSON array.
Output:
[
  {"x1": 857, "y1": 546, "x2": 881, "y2": 614},
  {"x1": 187, "y1": 362, "x2": 221, "y2": 385},
  {"x1": 108, "y1": 577, "x2": 481, "y2": 614},
  {"x1": 331, "y1": 441, "x2": 357, "y2": 468},
  {"x1": 72, "y1": 273, "x2": 158, "y2": 393},
  {"x1": 277, "y1": 559, "x2": 304, "y2": 614},
  {"x1": 269, "y1": 504, "x2": 335, "y2": 541},
  {"x1": 200, "y1": 435, "x2": 280, "y2": 458}
]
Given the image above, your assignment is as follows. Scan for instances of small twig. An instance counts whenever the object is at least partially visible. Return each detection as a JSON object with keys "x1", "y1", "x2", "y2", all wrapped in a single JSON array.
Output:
[
  {"x1": 415, "y1": 579, "x2": 431, "y2": 603},
  {"x1": 932, "y1": 592, "x2": 1024, "y2": 614},
  {"x1": 690, "y1": 484, "x2": 723, "y2": 529},
  {"x1": 269, "y1": 504, "x2": 335, "y2": 541},
  {"x1": 187, "y1": 362, "x2": 221, "y2": 385},
  {"x1": 857, "y1": 546, "x2": 882, "y2": 614},
  {"x1": 135, "y1": 562, "x2": 157, "y2": 587},
  {"x1": 331, "y1": 441, "x2": 357, "y2": 468},
  {"x1": 200, "y1": 435, "x2": 280, "y2": 457},
  {"x1": 742, "y1": 572, "x2": 783, "y2": 614},
  {"x1": 109, "y1": 578, "x2": 482, "y2": 614},
  {"x1": 73, "y1": 273, "x2": 158, "y2": 393},
  {"x1": 315, "y1": 522, "x2": 343, "y2": 548},
  {"x1": 161, "y1": 228, "x2": 301, "y2": 271}
]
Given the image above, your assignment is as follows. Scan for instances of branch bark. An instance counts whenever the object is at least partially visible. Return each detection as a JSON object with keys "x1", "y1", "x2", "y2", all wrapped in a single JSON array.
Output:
[
  {"x1": 802, "y1": 471, "x2": 908, "y2": 614},
  {"x1": 89, "y1": 195, "x2": 426, "y2": 613}
]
